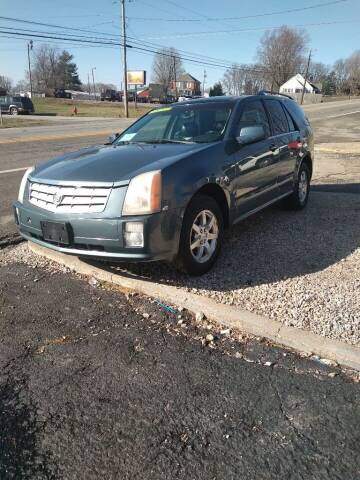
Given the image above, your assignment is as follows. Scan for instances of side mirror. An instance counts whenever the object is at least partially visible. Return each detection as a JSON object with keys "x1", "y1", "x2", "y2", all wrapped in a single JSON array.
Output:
[
  {"x1": 107, "y1": 132, "x2": 120, "y2": 144},
  {"x1": 236, "y1": 125, "x2": 265, "y2": 146}
]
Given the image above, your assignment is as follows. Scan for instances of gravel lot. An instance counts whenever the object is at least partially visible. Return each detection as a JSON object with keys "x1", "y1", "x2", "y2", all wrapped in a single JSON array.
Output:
[
  {"x1": 2, "y1": 188, "x2": 359, "y2": 346},
  {"x1": 105, "y1": 190, "x2": 359, "y2": 346}
]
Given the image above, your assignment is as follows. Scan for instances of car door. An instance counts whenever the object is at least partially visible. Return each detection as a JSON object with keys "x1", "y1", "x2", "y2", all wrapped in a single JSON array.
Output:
[
  {"x1": 228, "y1": 99, "x2": 281, "y2": 218},
  {"x1": 263, "y1": 99, "x2": 298, "y2": 193},
  {"x1": 0, "y1": 96, "x2": 8, "y2": 113}
]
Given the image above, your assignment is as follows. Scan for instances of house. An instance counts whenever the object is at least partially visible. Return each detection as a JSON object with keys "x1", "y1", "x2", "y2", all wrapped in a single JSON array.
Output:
[
  {"x1": 280, "y1": 74, "x2": 321, "y2": 95},
  {"x1": 171, "y1": 73, "x2": 201, "y2": 97}
]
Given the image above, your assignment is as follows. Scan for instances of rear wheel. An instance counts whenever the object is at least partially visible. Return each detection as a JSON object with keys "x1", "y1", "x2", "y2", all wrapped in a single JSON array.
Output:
[
  {"x1": 10, "y1": 107, "x2": 18, "y2": 115},
  {"x1": 174, "y1": 195, "x2": 224, "y2": 275},
  {"x1": 283, "y1": 162, "x2": 310, "y2": 210}
]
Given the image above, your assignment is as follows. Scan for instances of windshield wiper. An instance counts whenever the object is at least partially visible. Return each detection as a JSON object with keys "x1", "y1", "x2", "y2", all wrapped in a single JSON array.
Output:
[{"x1": 141, "y1": 139, "x2": 194, "y2": 144}]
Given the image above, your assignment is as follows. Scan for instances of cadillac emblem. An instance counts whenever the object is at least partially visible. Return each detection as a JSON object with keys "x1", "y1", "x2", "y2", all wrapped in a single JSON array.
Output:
[{"x1": 53, "y1": 190, "x2": 63, "y2": 206}]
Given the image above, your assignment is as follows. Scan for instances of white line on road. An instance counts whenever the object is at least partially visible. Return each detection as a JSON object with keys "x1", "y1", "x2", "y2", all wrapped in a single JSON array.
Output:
[
  {"x1": 325, "y1": 110, "x2": 360, "y2": 119},
  {"x1": 312, "y1": 110, "x2": 360, "y2": 121},
  {"x1": 0, "y1": 166, "x2": 29, "y2": 175}
]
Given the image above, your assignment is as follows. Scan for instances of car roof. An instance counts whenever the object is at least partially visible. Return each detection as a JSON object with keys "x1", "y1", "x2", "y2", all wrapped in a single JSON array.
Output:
[{"x1": 170, "y1": 94, "x2": 293, "y2": 108}]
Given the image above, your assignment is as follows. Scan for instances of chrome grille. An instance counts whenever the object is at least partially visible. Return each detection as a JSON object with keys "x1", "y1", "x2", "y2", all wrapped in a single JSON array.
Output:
[{"x1": 29, "y1": 182, "x2": 111, "y2": 213}]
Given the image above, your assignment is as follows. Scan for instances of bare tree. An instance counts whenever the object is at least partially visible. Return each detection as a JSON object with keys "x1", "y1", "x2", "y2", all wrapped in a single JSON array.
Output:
[
  {"x1": 32, "y1": 45, "x2": 59, "y2": 92},
  {"x1": 152, "y1": 47, "x2": 184, "y2": 95},
  {"x1": 257, "y1": 26, "x2": 308, "y2": 90},
  {"x1": 309, "y1": 62, "x2": 330, "y2": 83},
  {"x1": 346, "y1": 50, "x2": 360, "y2": 95},
  {"x1": 222, "y1": 64, "x2": 269, "y2": 95},
  {"x1": 333, "y1": 59, "x2": 349, "y2": 94},
  {"x1": 31, "y1": 44, "x2": 82, "y2": 94},
  {"x1": 0, "y1": 75, "x2": 13, "y2": 92},
  {"x1": 14, "y1": 78, "x2": 30, "y2": 93}
]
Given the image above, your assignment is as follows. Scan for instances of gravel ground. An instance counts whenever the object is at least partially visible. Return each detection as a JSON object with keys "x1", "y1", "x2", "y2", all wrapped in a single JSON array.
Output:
[{"x1": 2, "y1": 190, "x2": 359, "y2": 346}]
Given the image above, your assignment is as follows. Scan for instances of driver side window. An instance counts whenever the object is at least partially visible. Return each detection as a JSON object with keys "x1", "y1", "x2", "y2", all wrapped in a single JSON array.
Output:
[{"x1": 238, "y1": 101, "x2": 270, "y2": 138}]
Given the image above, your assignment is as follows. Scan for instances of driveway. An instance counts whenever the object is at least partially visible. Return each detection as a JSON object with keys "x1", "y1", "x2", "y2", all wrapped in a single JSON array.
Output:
[{"x1": 0, "y1": 260, "x2": 359, "y2": 479}]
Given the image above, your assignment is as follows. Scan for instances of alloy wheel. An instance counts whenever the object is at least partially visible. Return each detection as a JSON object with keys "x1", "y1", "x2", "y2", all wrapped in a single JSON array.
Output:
[
  {"x1": 298, "y1": 170, "x2": 308, "y2": 203},
  {"x1": 190, "y1": 209, "x2": 219, "y2": 264}
]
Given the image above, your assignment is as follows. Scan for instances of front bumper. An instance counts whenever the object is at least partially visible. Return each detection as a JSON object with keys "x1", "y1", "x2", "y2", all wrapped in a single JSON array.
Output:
[{"x1": 14, "y1": 201, "x2": 182, "y2": 262}]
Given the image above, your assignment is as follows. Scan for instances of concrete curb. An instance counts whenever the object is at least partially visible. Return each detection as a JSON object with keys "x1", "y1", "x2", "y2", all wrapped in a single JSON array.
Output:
[{"x1": 30, "y1": 243, "x2": 360, "y2": 372}]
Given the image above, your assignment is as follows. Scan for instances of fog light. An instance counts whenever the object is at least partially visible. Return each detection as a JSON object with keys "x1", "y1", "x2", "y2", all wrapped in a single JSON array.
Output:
[{"x1": 124, "y1": 222, "x2": 144, "y2": 248}]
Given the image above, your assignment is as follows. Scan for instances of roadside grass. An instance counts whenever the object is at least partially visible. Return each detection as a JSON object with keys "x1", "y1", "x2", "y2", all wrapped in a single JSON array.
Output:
[
  {"x1": 0, "y1": 117, "x2": 51, "y2": 128},
  {"x1": 32, "y1": 97, "x2": 153, "y2": 118}
]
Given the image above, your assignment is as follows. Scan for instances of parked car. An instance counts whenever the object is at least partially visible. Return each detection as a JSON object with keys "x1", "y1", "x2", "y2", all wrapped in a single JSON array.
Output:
[
  {"x1": 54, "y1": 88, "x2": 72, "y2": 99},
  {"x1": 178, "y1": 95, "x2": 193, "y2": 102},
  {"x1": 15, "y1": 94, "x2": 314, "y2": 275},
  {"x1": 100, "y1": 89, "x2": 121, "y2": 102},
  {"x1": 0, "y1": 95, "x2": 34, "y2": 115}
]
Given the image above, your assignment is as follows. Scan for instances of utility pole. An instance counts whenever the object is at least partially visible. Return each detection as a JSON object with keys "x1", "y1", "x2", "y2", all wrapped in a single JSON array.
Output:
[
  {"x1": 173, "y1": 55, "x2": 177, "y2": 100},
  {"x1": 27, "y1": 40, "x2": 33, "y2": 98},
  {"x1": 300, "y1": 49, "x2": 312, "y2": 105},
  {"x1": 121, "y1": 0, "x2": 129, "y2": 118},
  {"x1": 91, "y1": 67, "x2": 96, "y2": 100},
  {"x1": 202, "y1": 69, "x2": 207, "y2": 96},
  {"x1": 87, "y1": 73, "x2": 91, "y2": 96}
]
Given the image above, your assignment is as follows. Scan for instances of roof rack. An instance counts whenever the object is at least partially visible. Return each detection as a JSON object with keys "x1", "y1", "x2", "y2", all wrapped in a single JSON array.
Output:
[{"x1": 258, "y1": 90, "x2": 294, "y2": 100}]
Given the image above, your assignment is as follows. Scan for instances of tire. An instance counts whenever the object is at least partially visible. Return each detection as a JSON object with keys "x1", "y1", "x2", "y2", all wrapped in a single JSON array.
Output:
[
  {"x1": 174, "y1": 194, "x2": 224, "y2": 276},
  {"x1": 282, "y1": 162, "x2": 310, "y2": 210},
  {"x1": 10, "y1": 107, "x2": 18, "y2": 116}
]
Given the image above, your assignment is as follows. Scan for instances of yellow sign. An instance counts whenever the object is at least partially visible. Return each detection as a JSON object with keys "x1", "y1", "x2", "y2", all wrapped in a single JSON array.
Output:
[
  {"x1": 149, "y1": 107, "x2": 172, "y2": 114},
  {"x1": 127, "y1": 71, "x2": 146, "y2": 85}
]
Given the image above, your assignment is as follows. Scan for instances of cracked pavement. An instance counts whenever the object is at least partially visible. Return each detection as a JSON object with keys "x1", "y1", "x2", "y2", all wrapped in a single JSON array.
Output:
[{"x1": 0, "y1": 261, "x2": 359, "y2": 479}]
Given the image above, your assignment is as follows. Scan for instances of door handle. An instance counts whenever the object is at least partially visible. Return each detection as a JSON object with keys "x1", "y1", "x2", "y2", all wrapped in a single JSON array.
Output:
[{"x1": 269, "y1": 143, "x2": 277, "y2": 152}]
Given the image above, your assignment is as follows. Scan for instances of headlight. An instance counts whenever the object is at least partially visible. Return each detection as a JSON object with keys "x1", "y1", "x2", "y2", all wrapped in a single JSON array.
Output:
[
  {"x1": 18, "y1": 166, "x2": 35, "y2": 202},
  {"x1": 122, "y1": 170, "x2": 161, "y2": 216}
]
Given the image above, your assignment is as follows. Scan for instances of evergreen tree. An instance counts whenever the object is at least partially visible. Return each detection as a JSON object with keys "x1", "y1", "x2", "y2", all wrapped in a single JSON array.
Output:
[
  {"x1": 209, "y1": 82, "x2": 224, "y2": 96},
  {"x1": 57, "y1": 51, "x2": 82, "y2": 90}
]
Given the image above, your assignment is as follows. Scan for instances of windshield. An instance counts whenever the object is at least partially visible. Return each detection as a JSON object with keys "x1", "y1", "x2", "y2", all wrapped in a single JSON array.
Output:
[{"x1": 115, "y1": 103, "x2": 232, "y2": 145}]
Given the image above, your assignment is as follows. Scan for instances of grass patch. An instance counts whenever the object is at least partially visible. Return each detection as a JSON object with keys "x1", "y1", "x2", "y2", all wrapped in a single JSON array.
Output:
[
  {"x1": 0, "y1": 117, "x2": 51, "y2": 129},
  {"x1": 32, "y1": 97, "x2": 153, "y2": 118}
]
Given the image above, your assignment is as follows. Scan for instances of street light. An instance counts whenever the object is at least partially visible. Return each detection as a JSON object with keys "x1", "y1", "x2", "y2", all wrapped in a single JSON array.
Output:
[{"x1": 91, "y1": 67, "x2": 96, "y2": 100}]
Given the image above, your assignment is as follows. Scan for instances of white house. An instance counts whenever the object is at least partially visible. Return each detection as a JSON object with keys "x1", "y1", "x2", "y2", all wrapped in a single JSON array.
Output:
[{"x1": 279, "y1": 74, "x2": 320, "y2": 95}]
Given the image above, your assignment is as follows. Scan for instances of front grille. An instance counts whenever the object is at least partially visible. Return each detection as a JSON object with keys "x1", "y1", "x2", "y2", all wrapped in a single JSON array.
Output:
[{"x1": 29, "y1": 182, "x2": 111, "y2": 213}]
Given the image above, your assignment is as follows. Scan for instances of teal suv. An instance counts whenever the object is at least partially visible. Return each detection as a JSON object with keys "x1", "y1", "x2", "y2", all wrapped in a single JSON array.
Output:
[{"x1": 15, "y1": 93, "x2": 314, "y2": 275}]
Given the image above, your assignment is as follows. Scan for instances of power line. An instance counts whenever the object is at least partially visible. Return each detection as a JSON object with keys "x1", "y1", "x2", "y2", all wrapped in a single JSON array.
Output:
[
  {"x1": 127, "y1": 0, "x2": 349, "y2": 22},
  {"x1": 0, "y1": 19, "x2": 264, "y2": 68},
  {"x1": 0, "y1": 27, "x2": 280, "y2": 74},
  {"x1": 1, "y1": 15, "x2": 357, "y2": 72},
  {"x1": 141, "y1": 19, "x2": 359, "y2": 40}
]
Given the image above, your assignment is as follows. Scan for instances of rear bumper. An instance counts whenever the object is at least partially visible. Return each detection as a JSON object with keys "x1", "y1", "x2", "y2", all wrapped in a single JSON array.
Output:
[{"x1": 13, "y1": 201, "x2": 182, "y2": 262}]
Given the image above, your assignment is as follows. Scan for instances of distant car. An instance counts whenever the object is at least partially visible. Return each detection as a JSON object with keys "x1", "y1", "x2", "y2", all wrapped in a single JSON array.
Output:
[
  {"x1": 0, "y1": 95, "x2": 34, "y2": 115},
  {"x1": 54, "y1": 88, "x2": 72, "y2": 99},
  {"x1": 100, "y1": 89, "x2": 121, "y2": 102},
  {"x1": 178, "y1": 95, "x2": 193, "y2": 102},
  {"x1": 15, "y1": 93, "x2": 314, "y2": 275}
]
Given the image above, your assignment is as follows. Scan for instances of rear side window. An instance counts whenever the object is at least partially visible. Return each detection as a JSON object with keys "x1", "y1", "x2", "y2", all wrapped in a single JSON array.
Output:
[
  {"x1": 265, "y1": 100, "x2": 289, "y2": 135},
  {"x1": 282, "y1": 105, "x2": 297, "y2": 131},
  {"x1": 284, "y1": 100, "x2": 310, "y2": 127},
  {"x1": 238, "y1": 100, "x2": 271, "y2": 138}
]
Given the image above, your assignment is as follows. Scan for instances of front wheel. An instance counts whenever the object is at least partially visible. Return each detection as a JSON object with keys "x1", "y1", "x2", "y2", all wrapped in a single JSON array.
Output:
[
  {"x1": 282, "y1": 163, "x2": 310, "y2": 210},
  {"x1": 10, "y1": 107, "x2": 19, "y2": 115},
  {"x1": 174, "y1": 195, "x2": 224, "y2": 276}
]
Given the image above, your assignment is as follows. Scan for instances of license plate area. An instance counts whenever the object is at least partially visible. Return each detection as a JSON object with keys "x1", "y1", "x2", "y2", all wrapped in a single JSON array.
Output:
[{"x1": 40, "y1": 221, "x2": 72, "y2": 245}]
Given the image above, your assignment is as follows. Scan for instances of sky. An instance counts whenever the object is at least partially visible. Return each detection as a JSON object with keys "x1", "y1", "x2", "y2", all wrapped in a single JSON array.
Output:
[{"x1": 0, "y1": 0, "x2": 359, "y2": 90}]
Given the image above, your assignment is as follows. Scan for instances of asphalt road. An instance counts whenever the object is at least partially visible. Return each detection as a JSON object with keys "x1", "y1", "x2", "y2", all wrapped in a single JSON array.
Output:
[
  {"x1": 1, "y1": 99, "x2": 359, "y2": 241},
  {"x1": 0, "y1": 260, "x2": 359, "y2": 479}
]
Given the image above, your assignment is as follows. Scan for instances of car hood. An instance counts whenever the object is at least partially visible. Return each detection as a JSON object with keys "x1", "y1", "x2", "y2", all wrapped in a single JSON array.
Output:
[{"x1": 30, "y1": 142, "x2": 213, "y2": 186}]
